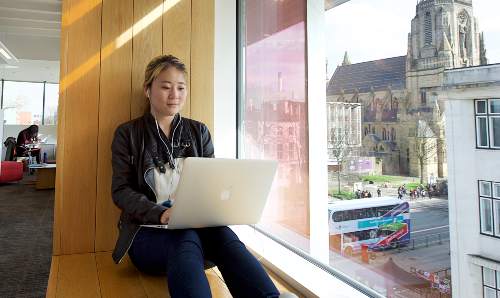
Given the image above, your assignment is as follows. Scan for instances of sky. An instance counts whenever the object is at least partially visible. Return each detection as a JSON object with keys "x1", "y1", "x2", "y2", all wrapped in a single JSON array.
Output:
[{"x1": 325, "y1": 0, "x2": 500, "y2": 78}]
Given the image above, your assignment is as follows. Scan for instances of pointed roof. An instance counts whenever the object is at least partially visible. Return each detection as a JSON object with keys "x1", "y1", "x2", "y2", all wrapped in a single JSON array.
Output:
[
  {"x1": 327, "y1": 56, "x2": 407, "y2": 95},
  {"x1": 342, "y1": 51, "x2": 351, "y2": 66}
]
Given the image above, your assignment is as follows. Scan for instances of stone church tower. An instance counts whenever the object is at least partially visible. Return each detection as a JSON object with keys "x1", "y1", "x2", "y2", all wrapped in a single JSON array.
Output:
[
  {"x1": 408, "y1": 0, "x2": 485, "y2": 72},
  {"x1": 405, "y1": 0, "x2": 486, "y2": 178}
]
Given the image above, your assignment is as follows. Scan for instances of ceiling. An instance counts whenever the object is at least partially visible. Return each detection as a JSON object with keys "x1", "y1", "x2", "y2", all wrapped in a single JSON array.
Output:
[
  {"x1": 0, "y1": 0, "x2": 61, "y2": 63},
  {"x1": 0, "y1": 0, "x2": 347, "y2": 81}
]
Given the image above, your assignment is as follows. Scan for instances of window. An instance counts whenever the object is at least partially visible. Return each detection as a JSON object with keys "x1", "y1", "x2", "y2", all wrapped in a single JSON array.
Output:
[
  {"x1": 2, "y1": 81, "x2": 44, "y2": 125},
  {"x1": 289, "y1": 142, "x2": 295, "y2": 159},
  {"x1": 239, "y1": 0, "x2": 499, "y2": 296},
  {"x1": 475, "y1": 99, "x2": 500, "y2": 149},
  {"x1": 482, "y1": 267, "x2": 500, "y2": 298},
  {"x1": 0, "y1": 80, "x2": 59, "y2": 125},
  {"x1": 421, "y1": 90, "x2": 427, "y2": 105},
  {"x1": 239, "y1": 0, "x2": 309, "y2": 255},
  {"x1": 44, "y1": 83, "x2": 59, "y2": 125},
  {"x1": 481, "y1": 181, "x2": 492, "y2": 197},
  {"x1": 481, "y1": 197, "x2": 494, "y2": 234},
  {"x1": 479, "y1": 180, "x2": 500, "y2": 237},
  {"x1": 424, "y1": 11, "x2": 432, "y2": 45}
]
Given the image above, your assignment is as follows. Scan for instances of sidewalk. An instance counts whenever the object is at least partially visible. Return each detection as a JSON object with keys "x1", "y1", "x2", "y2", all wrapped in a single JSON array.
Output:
[{"x1": 390, "y1": 242, "x2": 451, "y2": 273}]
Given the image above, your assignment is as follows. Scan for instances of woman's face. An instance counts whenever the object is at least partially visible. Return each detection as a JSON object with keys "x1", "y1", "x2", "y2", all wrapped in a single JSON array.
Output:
[{"x1": 146, "y1": 67, "x2": 187, "y2": 117}]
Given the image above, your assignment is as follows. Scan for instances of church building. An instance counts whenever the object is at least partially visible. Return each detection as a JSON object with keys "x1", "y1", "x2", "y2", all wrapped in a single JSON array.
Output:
[{"x1": 326, "y1": 0, "x2": 487, "y2": 179}]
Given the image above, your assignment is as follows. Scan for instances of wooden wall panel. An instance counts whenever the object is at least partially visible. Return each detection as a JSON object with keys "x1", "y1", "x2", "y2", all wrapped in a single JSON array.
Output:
[
  {"x1": 59, "y1": 0, "x2": 102, "y2": 254},
  {"x1": 131, "y1": 0, "x2": 164, "y2": 119},
  {"x1": 163, "y1": 0, "x2": 191, "y2": 117},
  {"x1": 190, "y1": 0, "x2": 215, "y2": 132},
  {"x1": 56, "y1": 0, "x2": 216, "y2": 255},
  {"x1": 53, "y1": 0, "x2": 71, "y2": 256},
  {"x1": 95, "y1": 0, "x2": 134, "y2": 252}
]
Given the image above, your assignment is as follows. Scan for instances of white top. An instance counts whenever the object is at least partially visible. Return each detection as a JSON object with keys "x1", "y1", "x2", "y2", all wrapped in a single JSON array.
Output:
[{"x1": 153, "y1": 158, "x2": 185, "y2": 205}]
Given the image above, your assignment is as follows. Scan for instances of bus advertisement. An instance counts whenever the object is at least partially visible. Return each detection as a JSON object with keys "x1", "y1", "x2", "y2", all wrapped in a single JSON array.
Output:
[{"x1": 328, "y1": 197, "x2": 410, "y2": 256}]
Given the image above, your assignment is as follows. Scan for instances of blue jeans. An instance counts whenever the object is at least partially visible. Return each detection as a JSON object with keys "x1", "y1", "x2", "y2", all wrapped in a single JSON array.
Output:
[{"x1": 128, "y1": 226, "x2": 280, "y2": 298}]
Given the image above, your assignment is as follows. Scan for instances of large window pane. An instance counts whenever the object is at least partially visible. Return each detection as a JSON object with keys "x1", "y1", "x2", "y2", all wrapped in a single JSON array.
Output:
[
  {"x1": 490, "y1": 99, "x2": 500, "y2": 114},
  {"x1": 240, "y1": 0, "x2": 309, "y2": 250},
  {"x1": 481, "y1": 181, "x2": 492, "y2": 197},
  {"x1": 481, "y1": 198, "x2": 494, "y2": 234},
  {"x1": 494, "y1": 200, "x2": 500, "y2": 237},
  {"x1": 484, "y1": 267, "x2": 497, "y2": 288},
  {"x1": 2, "y1": 81, "x2": 44, "y2": 125},
  {"x1": 477, "y1": 117, "x2": 489, "y2": 147},
  {"x1": 477, "y1": 100, "x2": 487, "y2": 114},
  {"x1": 490, "y1": 117, "x2": 500, "y2": 148},
  {"x1": 44, "y1": 83, "x2": 59, "y2": 125},
  {"x1": 484, "y1": 287, "x2": 496, "y2": 298},
  {"x1": 325, "y1": 0, "x2": 499, "y2": 294}
]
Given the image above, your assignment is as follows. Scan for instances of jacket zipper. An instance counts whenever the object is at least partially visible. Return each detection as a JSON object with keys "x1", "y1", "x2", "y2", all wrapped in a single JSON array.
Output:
[
  {"x1": 143, "y1": 166, "x2": 157, "y2": 200},
  {"x1": 117, "y1": 166, "x2": 156, "y2": 264}
]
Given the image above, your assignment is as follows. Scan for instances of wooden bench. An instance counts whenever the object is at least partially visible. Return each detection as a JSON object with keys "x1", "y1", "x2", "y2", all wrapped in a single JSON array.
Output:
[{"x1": 46, "y1": 252, "x2": 296, "y2": 297}]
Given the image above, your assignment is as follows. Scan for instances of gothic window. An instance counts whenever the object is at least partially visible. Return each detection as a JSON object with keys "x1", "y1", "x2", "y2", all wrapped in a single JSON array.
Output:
[
  {"x1": 391, "y1": 128, "x2": 396, "y2": 141},
  {"x1": 372, "y1": 127, "x2": 376, "y2": 135},
  {"x1": 382, "y1": 128, "x2": 387, "y2": 140},
  {"x1": 424, "y1": 11, "x2": 432, "y2": 45},
  {"x1": 364, "y1": 127, "x2": 369, "y2": 136},
  {"x1": 421, "y1": 90, "x2": 427, "y2": 105}
]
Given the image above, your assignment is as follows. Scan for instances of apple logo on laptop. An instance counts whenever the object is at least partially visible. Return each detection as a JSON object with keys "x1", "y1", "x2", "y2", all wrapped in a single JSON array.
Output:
[{"x1": 220, "y1": 188, "x2": 232, "y2": 201}]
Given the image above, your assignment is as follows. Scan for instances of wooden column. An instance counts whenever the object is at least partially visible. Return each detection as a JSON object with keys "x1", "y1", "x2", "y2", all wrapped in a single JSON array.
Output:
[
  {"x1": 95, "y1": 0, "x2": 134, "y2": 252},
  {"x1": 55, "y1": 0, "x2": 215, "y2": 255}
]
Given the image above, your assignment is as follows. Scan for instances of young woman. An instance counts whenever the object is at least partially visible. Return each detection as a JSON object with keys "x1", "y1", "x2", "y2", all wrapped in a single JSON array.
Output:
[
  {"x1": 111, "y1": 55, "x2": 283, "y2": 298},
  {"x1": 16, "y1": 124, "x2": 41, "y2": 163}
]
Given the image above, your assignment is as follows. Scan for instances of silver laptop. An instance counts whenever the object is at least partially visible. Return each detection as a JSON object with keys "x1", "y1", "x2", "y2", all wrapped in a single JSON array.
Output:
[{"x1": 142, "y1": 157, "x2": 277, "y2": 229}]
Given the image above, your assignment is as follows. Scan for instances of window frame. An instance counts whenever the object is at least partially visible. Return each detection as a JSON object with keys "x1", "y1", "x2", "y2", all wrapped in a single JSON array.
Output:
[
  {"x1": 475, "y1": 99, "x2": 500, "y2": 150},
  {"x1": 0, "y1": 79, "x2": 59, "y2": 125},
  {"x1": 482, "y1": 267, "x2": 500, "y2": 298},
  {"x1": 479, "y1": 180, "x2": 500, "y2": 238},
  {"x1": 489, "y1": 116, "x2": 500, "y2": 149}
]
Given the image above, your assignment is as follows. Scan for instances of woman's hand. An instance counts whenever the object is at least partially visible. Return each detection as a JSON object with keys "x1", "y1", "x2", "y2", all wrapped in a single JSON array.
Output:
[{"x1": 160, "y1": 208, "x2": 172, "y2": 224}]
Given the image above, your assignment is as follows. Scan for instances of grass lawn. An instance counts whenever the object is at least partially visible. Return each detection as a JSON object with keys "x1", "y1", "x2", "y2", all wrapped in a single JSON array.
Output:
[
  {"x1": 329, "y1": 190, "x2": 355, "y2": 200},
  {"x1": 361, "y1": 175, "x2": 417, "y2": 185},
  {"x1": 406, "y1": 182, "x2": 423, "y2": 190}
]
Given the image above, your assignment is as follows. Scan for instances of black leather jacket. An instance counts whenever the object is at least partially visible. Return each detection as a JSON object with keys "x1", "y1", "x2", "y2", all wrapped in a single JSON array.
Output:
[{"x1": 111, "y1": 112, "x2": 214, "y2": 263}]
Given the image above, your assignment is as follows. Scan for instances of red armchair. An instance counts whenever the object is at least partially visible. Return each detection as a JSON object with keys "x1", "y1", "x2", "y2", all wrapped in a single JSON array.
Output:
[{"x1": 0, "y1": 161, "x2": 23, "y2": 183}]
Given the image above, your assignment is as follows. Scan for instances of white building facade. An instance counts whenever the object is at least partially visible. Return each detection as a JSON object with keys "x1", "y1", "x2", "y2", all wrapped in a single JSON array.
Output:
[{"x1": 440, "y1": 64, "x2": 500, "y2": 298}]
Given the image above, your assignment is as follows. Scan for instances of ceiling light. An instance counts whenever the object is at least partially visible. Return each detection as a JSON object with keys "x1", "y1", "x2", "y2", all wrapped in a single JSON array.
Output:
[
  {"x1": 0, "y1": 41, "x2": 18, "y2": 64},
  {"x1": 0, "y1": 48, "x2": 11, "y2": 60}
]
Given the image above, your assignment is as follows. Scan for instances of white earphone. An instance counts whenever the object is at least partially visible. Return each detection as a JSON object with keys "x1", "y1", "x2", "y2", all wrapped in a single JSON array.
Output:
[{"x1": 147, "y1": 89, "x2": 150, "y2": 98}]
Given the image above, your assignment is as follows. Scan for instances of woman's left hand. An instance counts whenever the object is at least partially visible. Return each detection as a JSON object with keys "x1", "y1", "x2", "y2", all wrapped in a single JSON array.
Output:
[{"x1": 160, "y1": 208, "x2": 172, "y2": 224}]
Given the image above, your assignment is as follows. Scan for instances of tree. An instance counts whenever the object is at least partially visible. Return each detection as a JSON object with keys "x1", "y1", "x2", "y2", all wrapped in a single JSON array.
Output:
[
  {"x1": 413, "y1": 120, "x2": 439, "y2": 184},
  {"x1": 329, "y1": 127, "x2": 351, "y2": 195}
]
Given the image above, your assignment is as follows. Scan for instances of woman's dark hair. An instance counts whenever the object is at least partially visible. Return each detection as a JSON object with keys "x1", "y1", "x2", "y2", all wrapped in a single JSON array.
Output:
[
  {"x1": 28, "y1": 125, "x2": 38, "y2": 136},
  {"x1": 143, "y1": 55, "x2": 187, "y2": 113},
  {"x1": 143, "y1": 54, "x2": 187, "y2": 90}
]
